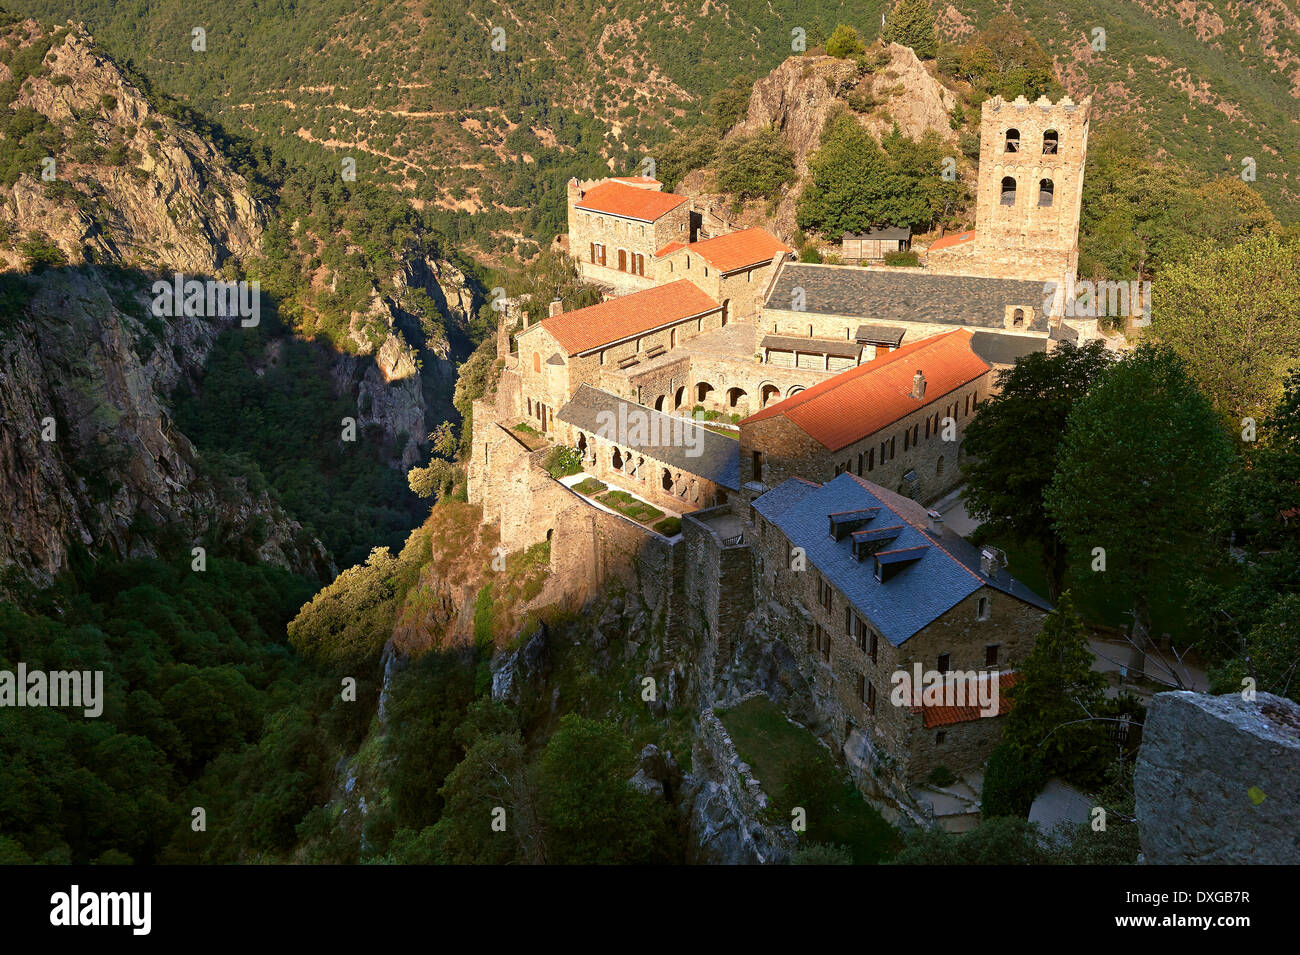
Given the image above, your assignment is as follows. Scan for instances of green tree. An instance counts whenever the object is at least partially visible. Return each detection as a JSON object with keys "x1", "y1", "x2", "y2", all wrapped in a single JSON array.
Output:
[
  {"x1": 962, "y1": 341, "x2": 1112, "y2": 600},
  {"x1": 286, "y1": 547, "x2": 404, "y2": 664},
  {"x1": 536, "y1": 715, "x2": 678, "y2": 864},
  {"x1": 1003, "y1": 593, "x2": 1111, "y2": 785},
  {"x1": 881, "y1": 0, "x2": 937, "y2": 58},
  {"x1": 1152, "y1": 234, "x2": 1300, "y2": 425},
  {"x1": 1045, "y1": 345, "x2": 1233, "y2": 657},
  {"x1": 713, "y1": 127, "x2": 795, "y2": 201},
  {"x1": 825, "y1": 24, "x2": 865, "y2": 59}
]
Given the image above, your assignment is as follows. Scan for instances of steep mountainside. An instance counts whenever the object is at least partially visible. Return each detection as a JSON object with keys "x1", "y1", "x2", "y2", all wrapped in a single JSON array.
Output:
[
  {"x1": 0, "y1": 16, "x2": 479, "y2": 583},
  {"x1": 8, "y1": 0, "x2": 1296, "y2": 254}
]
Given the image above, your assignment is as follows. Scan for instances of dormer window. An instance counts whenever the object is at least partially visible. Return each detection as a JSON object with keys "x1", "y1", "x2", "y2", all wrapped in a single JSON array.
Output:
[{"x1": 1004, "y1": 128, "x2": 1019, "y2": 153}]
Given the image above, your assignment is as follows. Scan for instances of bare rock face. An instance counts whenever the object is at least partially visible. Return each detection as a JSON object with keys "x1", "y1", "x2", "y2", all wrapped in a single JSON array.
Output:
[
  {"x1": 1135, "y1": 691, "x2": 1300, "y2": 864},
  {"x1": 0, "y1": 267, "x2": 333, "y2": 585},
  {"x1": 0, "y1": 21, "x2": 265, "y2": 274},
  {"x1": 685, "y1": 44, "x2": 958, "y2": 240}
]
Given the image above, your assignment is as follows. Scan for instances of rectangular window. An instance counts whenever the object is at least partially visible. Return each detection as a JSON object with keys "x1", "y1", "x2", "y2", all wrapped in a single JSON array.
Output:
[
  {"x1": 867, "y1": 681, "x2": 876, "y2": 713},
  {"x1": 985, "y1": 644, "x2": 1000, "y2": 666},
  {"x1": 856, "y1": 453, "x2": 864, "y2": 476},
  {"x1": 856, "y1": 673, "x2": 866, "y2": 704},
  {"x1": 936, "y1": 731, "x2": 946, "y2": 744},
  {"x1": 977, "y1": 596, "x2": 991, "y2": 621},
  {"x1": 868, "y1": 448, "x2": 875, "y2": 471},
  {"x1": 937, "y1": 653, "x2": 950, "y2": 674},
  {"x1": 904, "y1": 429, "x2": 910, "y2": 451},
  {"x1": 890, "y1": 436, "x2": 896, "y2": 457},
  {"x1": 753, "y1": 450, "x2": 763, "y2": 482},
  {"x1": 845, "y1": 606, "x2": 853, "y2": 639},
  {"x1": 869, "y1": 629, "x2": 878, "y2": 664}
]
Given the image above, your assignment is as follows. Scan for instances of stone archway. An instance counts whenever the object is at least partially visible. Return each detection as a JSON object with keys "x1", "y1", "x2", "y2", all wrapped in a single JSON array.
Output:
[
  {"x1": 760, "y1": 382, "x2": 781, "y2": 408},
  {"x1": 674, "y1": 386, "x2": 685, "y2": 409},
  {"x1": 661, "y1": 467, "x2": 673, "y2": 492},
  {"x1": 726, "y1": 387, "x2": 748, "y2": 411},
  {"x1": 786, "y1": 384, "x2": 805, "y2": 398},
  {"x1": 612, "y1": 447, "x2": 623, "y2": 470},
  {"x1": 696, "y1": 381, "x2": 715, "y2": 404},
  {"x1": 654, "y1": 394, "x2": 666, "y2": 412}
]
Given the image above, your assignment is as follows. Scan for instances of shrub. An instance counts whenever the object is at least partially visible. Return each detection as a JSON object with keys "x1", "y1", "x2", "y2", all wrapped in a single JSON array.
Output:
[
  {"x1": 883, "y1": 249, "x2": 920, "y2": 266},
  {"x1": 825, "y1": 24, "x2": 865, "y2": 59},
  {"x1": 791, "y1": 843, "x2": 853, "y2": 865}
]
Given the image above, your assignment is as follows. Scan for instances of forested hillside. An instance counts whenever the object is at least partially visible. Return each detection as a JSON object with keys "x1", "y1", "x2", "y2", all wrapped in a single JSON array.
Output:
[{"x1": 11, "y1": 0, "x2": 1296, "y2": 260}]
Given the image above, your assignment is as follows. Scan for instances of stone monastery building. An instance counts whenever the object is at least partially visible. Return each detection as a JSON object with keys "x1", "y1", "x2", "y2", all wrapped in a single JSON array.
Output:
[{"x1": 468, "y1": 94, "x2": 1095, "y2": 826}]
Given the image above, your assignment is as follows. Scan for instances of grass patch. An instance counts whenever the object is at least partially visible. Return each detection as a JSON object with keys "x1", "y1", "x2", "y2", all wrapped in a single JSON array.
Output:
[
  {"x1": 597, "y1": 489, "x2": 664, "y2": 524},
  {"x1": 572, "y1": 477, "x2": 607, "y2": 495},
  {"x1": 513, "y1": 422, "x2": 540, "y2": 436},
  {"x1": 653, "y1": 517, "x2": 682, "y2": 537},
  {"x1": 718, "y1": 696, "x2": 898, "y2": 864}
]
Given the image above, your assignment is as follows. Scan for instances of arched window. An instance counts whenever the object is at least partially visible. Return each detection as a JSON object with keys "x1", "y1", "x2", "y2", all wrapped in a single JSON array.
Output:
[
  {"x1": 1005, "y1": 128, "x2": 1020, "y2": 153},
  {"x1": 1043, "y1": 130, "x2": 1058, "y2": 155},
  {"x1": 937, "y1": 456, "x2": 945, "y2": 477},
  {"x1": 533, "y1": 352, "x2": 541, "y2": 373},
  {"x1": 1038, "y1": 178, "x2": 1054, "y2": 207},
  {"x1": 1000, "y1": 176, "x2": 1017, "y2": 206},
  {"x1": 661, "y1": 468, "x2": 673, "y2": 492},
  {"x1": 1013, "y1": 308, "x2": 1025, "y2": 327}
]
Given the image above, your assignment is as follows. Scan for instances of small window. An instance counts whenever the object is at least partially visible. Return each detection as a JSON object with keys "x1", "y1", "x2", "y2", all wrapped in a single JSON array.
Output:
[
  {"x1": 937, "y1": 653, "x2": 950, "y2": 674},
  {"x1": 1038, "y1": 178, "x2": 1054, "y2": 208},
  {"x1": 752, "y1": 450, "x2": 763, "y2": 482},
  {"x1": 936, "y1": 731, "x2": 946, "y2": 745},
  {"x1": 856, "y1": 673, "x2": 866, "y2": 704},
  {"x1": 1013, "y1": 307, "x2": 1025, "y2": 327},
  {"x1": 1001, "y1": 176, "x2": 1017, "y2": 206},
  {"x1": 977, "y1": 596, "x2": 991, "y2": 621},
  {"x1": 1004, "y1": 128, "x2": 1020, "y2": 153},
  {"x1": 985, "y1": 644, "x2": 1000, "y2": 666},
  {"x1": 867, "y1": 681, "x2": 876, "y2": 713},
  {"x1": 1043, "y1": 129, "x2": 1058, "y2": 155},
  {"x1": 868, "y1": 629, "x2": 878, "y2": 664}
]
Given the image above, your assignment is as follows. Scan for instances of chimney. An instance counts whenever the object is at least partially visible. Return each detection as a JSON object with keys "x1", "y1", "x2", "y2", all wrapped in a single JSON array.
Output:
[
  {"x1": 911, "y1": 370, "x2": 927, "y2": 400},
  {"x1": 548, "y1": 298, "x2": 563, "y2": 318},
  {"x1": 979, "y1": 548, "x2": 1001, "y2": 577},
  {"x1": 926, "y1": 509, "x2": 943, "y2": 535}
]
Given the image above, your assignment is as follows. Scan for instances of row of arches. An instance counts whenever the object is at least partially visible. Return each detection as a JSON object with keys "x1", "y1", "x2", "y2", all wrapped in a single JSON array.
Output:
[
  {"x1": 577, "y1": 431, "x2": 705, "y2": 505},
  {"x1": 644, "y1": 380, "x2": 806, "y2": 418},
  {"x1": 1000, "y1": 176, "x2": 1054, "y2": 207},
  {"x1": 1004, "y1": 128, "x2": 1058, "y2": 154}
]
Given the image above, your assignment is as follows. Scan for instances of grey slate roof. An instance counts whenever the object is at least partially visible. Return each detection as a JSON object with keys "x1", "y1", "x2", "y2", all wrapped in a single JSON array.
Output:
[
  {"x1": 968, "y1": 331, "x2": 1047, "y2": 366},
  {"x1": 855, "y1": 324, "x2": 907, "y2": 347},
  {"x1": 761, "y1": 334, "x2": 862, "y2": 359},
  {"x1": 767, "y1": 263, "x2": 1049, "y2": 331},
  {"x1": 752, "y1": 473, "x2": 1050, "y2": 645},
  {"x1": 557, "y1": 384, "x2": 739, "y2": 490}
]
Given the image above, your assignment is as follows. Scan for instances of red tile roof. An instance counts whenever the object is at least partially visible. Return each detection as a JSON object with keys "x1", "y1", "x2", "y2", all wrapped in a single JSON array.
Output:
[
  {"x1": 656, "y1": 227, "x2": 792, "y2": 273},
  {"x1": 742, "y1": 329, "x2": 990, "y2": 451},
  {"x1": 575, "y1": 180, "x2": 688, "y2": 221},
  {"x1": 915, "y1": 670, "x2": 1021, "y2": 728},
  {"x1": 927, "y1": 230, "x2": 977, "y2": 253},
  {"x1": 532, "y1": 280, "x2": 720, "y2": 355}
]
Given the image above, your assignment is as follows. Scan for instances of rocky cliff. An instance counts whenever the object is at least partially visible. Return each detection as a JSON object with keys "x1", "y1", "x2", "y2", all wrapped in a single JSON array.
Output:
[
  {"x1": 680, "y1": 43, "x2": 959, "y2": 241},
  {"x1": 0, "y1": 17, "x2": 479, "y2": 584}
]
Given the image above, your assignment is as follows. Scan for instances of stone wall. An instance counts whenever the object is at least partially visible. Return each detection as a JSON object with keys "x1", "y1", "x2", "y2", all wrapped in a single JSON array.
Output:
[
  {"x1": 567, "y1": 178, "x2": 692, "y2": 292},
  {"x1": 681, "y1": 506, "x2": 754, "y2": 688},
  {"x1": 762, "y1": 306, "x2": 1049, "y2": 351},
  {"x1": 657, "y1": 249, "x2": 780, "y2": 322}
]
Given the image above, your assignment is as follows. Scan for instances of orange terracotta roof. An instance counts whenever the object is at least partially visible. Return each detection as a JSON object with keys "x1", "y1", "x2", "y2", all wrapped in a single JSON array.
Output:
[
  {"x1": 915, "y1": 671, "x2": 1021, "y2": 728},
  {"x1": 742, "y1": 329, "x2": 990, "y2": 451},
  {"x1": 575, "y1": 180, "x2": 688, "y2": 221},
  {"x1": 532, "y1": 280, "x2": 720, "y2": 355},
  {"x1": 927, "y1": 230, "x2": 977, "y2": 253},
  {"x1": 654, "y1": 228, "x2": 792, "y2": 271},
  {"x1": 687, "y1": 228, "x2": 793, "y2": 272}
]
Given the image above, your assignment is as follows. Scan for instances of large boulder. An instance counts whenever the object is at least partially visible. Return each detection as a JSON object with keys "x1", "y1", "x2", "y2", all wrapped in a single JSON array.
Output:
[{"x1": 1135, "y1": 691, "x2": 1300, "y2": 864}]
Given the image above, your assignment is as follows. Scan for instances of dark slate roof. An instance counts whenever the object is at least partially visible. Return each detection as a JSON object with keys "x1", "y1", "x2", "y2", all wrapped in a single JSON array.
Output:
[
  {"x1": 767, "y1": 263, "x2": 1048, "y2": 331},
  {"x1": 855, "y1": 324, "x2": 907, "y2": 347},
  {"x1": 752, "y1": 473, "x2": 1050, "y2": 644},
  {"x1": 761, "y1": 335, "x2": 862, "y2": 359},
  {"x1": 557, "y1": 384, "x2": 739, "y2": 490},
  {"x1": 968, "y1": 331, "x2": 1047, "y2": 366},
  {"x1": 844, "y1": 227, "x2": 911, "y2": 241}
]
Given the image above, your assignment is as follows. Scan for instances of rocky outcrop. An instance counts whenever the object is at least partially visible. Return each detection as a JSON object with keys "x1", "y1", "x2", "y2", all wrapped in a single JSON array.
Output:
[
  {"x1": 1135, "y1": 691, "x2": 1300, "y2": 864},
  {"x1": 0, "y1": 266, "x2": 332, "y2": 585},
  {"x1": 681, "y1": 43, "x2": 958, "y2": 241},
  {"x1": 0, "y1": 21, "x2": 265, "y2": 274}
]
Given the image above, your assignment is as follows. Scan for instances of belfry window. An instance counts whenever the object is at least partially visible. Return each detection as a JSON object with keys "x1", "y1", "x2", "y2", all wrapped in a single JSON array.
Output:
[
  {"x1": 1038, "y1": 179, "x2": 1054, "y2": 207},
  {"x1": 1004, "y1": 128, "x2": 1019, "y2": 153},
  {"x1": 1000, "y1": 176, "x2": 1017, "y2": 205},
  {"x1": 1043, "y1": 130, "x2": 1058, "y2": 155}
]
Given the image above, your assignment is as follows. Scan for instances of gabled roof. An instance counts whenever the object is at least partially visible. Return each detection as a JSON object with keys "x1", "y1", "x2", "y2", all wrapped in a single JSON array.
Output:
[
  {"x1": 751, "y1": 473, "x2": 1049, "y2": 645},
  {"x1": 658, "y1": 227, "x2": 791, "y2": 273},
  {"x1": 575, "y1": 180, "x2": 688, "y2": 222},
  {"x1": 557, "y1": 384, "x2": 739, "y2": 490},
  {"x1": 529, "y1": 280, "x2": 720, "y2": 356},
  {"x1": 765, "y1": 261, "x2": 1045, "y2": 330},
  {"x1": 742, "y1": 329, "x2": 990, "y2": 452}
]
